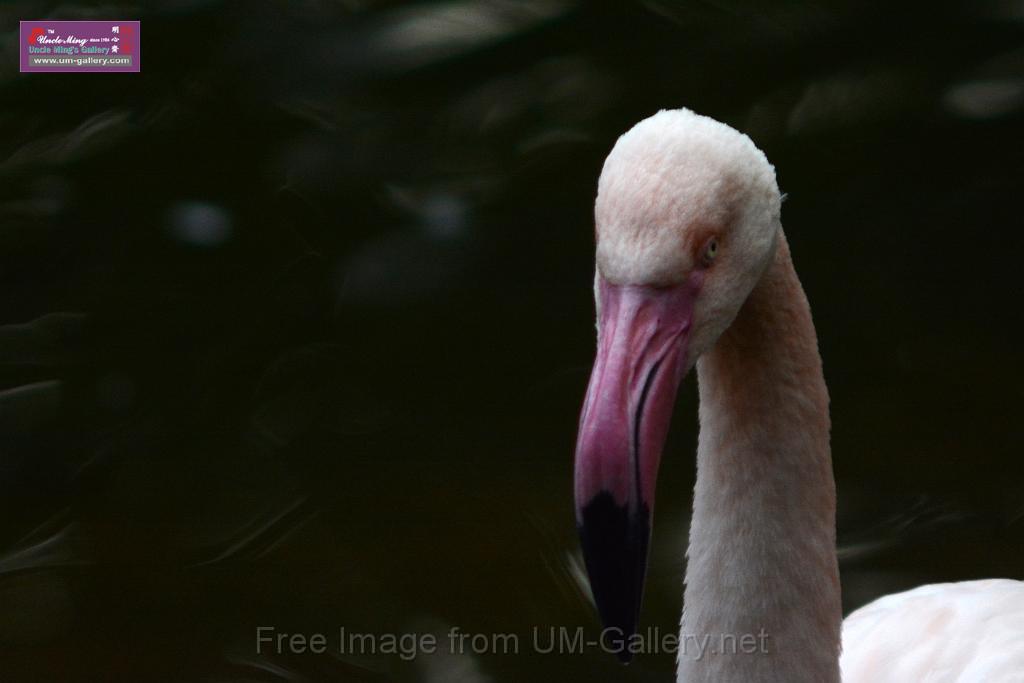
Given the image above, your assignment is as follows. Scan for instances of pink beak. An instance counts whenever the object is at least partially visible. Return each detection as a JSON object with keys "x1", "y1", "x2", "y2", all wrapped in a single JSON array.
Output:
[{"x1": 574, "y1": 276, "x2": 698, "y2": 662}]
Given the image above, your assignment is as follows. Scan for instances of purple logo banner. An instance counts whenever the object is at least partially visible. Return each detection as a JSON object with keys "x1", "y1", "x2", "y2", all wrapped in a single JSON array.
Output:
[{"x1": 20, "y1": 20, "x2": 140, "y2": 73}]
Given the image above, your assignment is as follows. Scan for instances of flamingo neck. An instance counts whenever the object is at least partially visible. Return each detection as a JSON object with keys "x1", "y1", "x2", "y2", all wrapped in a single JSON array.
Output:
[{"x1": 678, "y1": 232, "x2": 841, "y2": 682}]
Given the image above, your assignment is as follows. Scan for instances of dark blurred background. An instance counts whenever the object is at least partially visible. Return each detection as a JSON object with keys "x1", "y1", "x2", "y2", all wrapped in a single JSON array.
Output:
[{"x1": 0, "y1": 1, "x2": 1022, "y2": 681}]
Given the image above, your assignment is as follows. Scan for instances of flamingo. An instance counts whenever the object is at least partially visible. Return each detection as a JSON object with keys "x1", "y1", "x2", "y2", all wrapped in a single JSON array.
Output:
[{"x1": 573, "y1": 108, "x2": 1024, "y2": 682}]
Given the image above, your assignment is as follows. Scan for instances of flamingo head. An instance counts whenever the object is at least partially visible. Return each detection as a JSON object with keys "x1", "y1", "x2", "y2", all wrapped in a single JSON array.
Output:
[{"x1": 574, "y1": 108, "x2": 782, "y2": 661}]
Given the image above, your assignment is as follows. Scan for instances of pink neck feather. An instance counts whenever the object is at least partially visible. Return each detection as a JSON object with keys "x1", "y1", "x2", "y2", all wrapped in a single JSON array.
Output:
[{"x1": 678, "y1": 232, "x2": 842, "y2": 682}]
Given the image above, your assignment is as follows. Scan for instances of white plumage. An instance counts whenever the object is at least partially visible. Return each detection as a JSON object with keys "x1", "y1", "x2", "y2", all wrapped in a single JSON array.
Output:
[
  {"x1": 574, "y1": 108, "x2": 1024, "y2": 682},
  {"x1": 841, "y1": 579, "x2": 1024, "y2": 682}
]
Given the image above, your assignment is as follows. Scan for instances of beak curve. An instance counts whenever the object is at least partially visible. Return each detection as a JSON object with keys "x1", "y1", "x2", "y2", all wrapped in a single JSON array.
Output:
[{"x1": 574, "y1": 277, "x2": 696, "y2": 663}]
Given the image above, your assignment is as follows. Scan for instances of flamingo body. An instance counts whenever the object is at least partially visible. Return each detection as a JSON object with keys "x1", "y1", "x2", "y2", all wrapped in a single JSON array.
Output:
[
  {"x1": 572, "y1": 108, "x2": 1024, "y2": 682},
  {"x1": 841, "y1": 579, "x2": 1024, "y2": 682}
]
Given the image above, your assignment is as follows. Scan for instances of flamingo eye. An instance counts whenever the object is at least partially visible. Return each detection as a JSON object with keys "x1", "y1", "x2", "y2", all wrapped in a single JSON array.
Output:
[{"x1": 702, "y1": 238, "x2": 719, "y2": 265}]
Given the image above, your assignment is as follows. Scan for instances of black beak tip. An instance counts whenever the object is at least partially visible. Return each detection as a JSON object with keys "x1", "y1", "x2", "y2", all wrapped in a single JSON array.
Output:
[{"x1": 577, "y1": 491, "x2": 651, "y2": 665}]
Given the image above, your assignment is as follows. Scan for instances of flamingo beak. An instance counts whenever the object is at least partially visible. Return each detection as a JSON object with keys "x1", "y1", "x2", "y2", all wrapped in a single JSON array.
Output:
[{"x1": 574, "y1": 276, "x2": 697, "y2": 663}]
